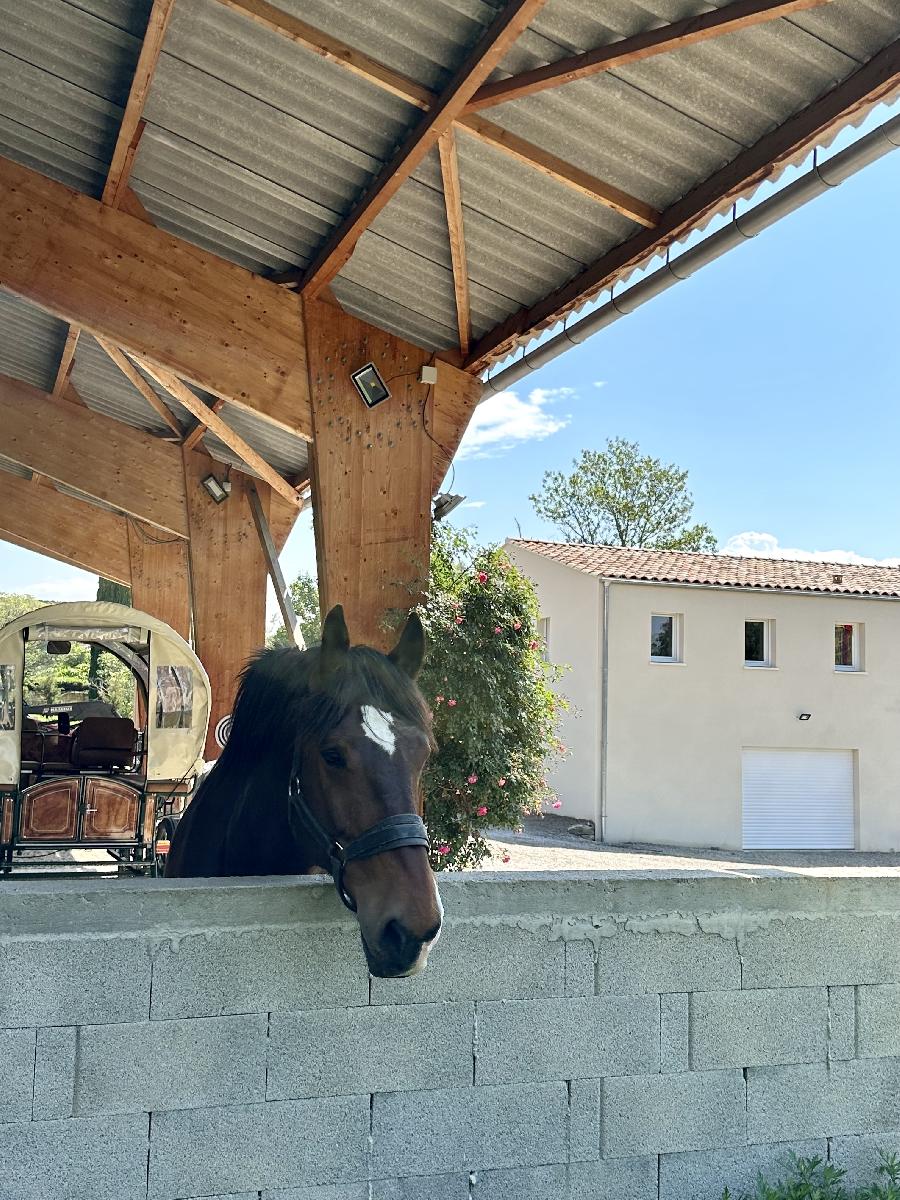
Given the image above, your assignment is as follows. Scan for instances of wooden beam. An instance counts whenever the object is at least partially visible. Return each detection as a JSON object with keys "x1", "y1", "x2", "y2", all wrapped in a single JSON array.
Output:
[
  {"x1": 465, "y1": 0, "x2": 832, "y2": 110},
  {"x1": 133, "y1": 358, "x2": 303, "y2": 507},
  {"x1": 0, "y1": 373, "x2": 189, "y2": 537},
  {"x1": 102, "y1": 0, "x2": 176, "y2": 206},
  {"x1": 214, "y1": 0, "x2": 433, "y2": 109},
  {"x1": 459, "y1": 115, "x2": 660, "y2": 226},
  {"x1": 224, "y1": 4, "x2": 655, "y2": 269},
  {"x1": 181, "y1": 399, "x2": 225, "y2": 452},
  {"x1": 466, "y1": 36, "x2": 900, "y2": 369},
  {"x1": 0, "y1": 157, "x2": 311, "y2": 436},
  {"x1": 95, "y1": 337, "x2": 183, "y2": 436},
  {"x1": 51, "y1": 326, "x2": 81, "y2": 399},
  {"x1": 298, "y1": 0, "x2": 549, "y2": 296},
  {"x1": 438, "y1": 130, "x2": 471, "y2": 356},
  {"x1": 0, "y1": 470, "x2": 131, "y2": 584}
]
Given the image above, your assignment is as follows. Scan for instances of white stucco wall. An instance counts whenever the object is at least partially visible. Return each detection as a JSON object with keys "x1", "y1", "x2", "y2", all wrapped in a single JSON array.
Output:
[
  {"x1": 507, "y1": 545, "x2": 601, "y2": 824},
  {"x1": 507, "y1": 544, "x2": 900, "y2": 850}
]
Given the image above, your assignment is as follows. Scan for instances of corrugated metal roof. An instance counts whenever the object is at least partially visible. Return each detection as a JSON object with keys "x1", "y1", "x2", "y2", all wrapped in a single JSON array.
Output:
[
  {"x1": 70, "y1": 333, "x2": 187, "y2": 436},
  {"x1": 0, "y1": 454, "x2": 32, "y2": 482},
  {"x1": 0, "y1": 292, "x2": 68, "y2": 392},
  {"x1": 2, "y1": 0, "x2": 898, "y2": 373}
]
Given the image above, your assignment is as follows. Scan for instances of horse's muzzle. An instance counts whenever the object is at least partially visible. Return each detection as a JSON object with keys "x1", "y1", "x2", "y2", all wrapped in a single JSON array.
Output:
[{"x1": 363, "y1": 917, "x2": 441, "y2": 978}]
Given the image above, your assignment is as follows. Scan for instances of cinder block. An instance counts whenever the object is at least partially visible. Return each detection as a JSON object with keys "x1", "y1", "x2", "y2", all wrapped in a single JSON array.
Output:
[
  {"x1": 742, "y1": 915, "x2": 900, "y2": 989},
  {"x1": 177, "y1": 1195, "x2": 259, "y2": 1200},
  {"x1": 372, "y1": 1081, "x2": 568, "y2": 1177},
  {"x1": 149, "y1": 1097, "x2": 369, "y2": 1200},
  {"x1": 595, "y1": 930, "x2": 740, "y2": 995},
  {"x1": 828, "y1": 987, "x2": 856, "y2": 1061},
  {"x1": 747, "y1": 1060, "x2": 900, "y2": 1143},
  {"x1": 150, "y1": 925, "x2": 369, "y2": 1019},
  {"x1": 475, "y1": 994, "x2": 658, "y2": 1085},
  {"x1": 602, "y1": 1070, "x2": 746, "y2": 1157},
  {"x1": 661, "y1": 994, "x2": 689, "y2": 1072},
  {"x1": 0, "y1": 1028, "x2": 36, "y2": 1123},
  {"x1": 830, "y1": 1131, "x2": 900, "y2": 1190},
  {"x1": 268, "y1": 1002, "x2": 473, "y2": 1098},
  {"x1": 0, "y1": 1113, "x2": 149, "y2": 1200},
  {"x1": 690, "y1": 988, "x2": 826, "y2": 1069},
  {"x1": 0, "y1": 936, "x2": 151, "y2": 1026},
  {"x1": 565, "y1": 940, "x2": 595, "y2": 996},
  {"x1": 371, "y1": 1175, "x2": 469, "y2": 1200},
  {"x1": 660, "y1": 1139, "x2": 827, "y2": 1200},
  {"x1": 370, "y1": 924, "x2": 565, "y2": 1005},
  {"x1": 263, "y1": 1189, "x2": 370, "y2": 1200},
  {"x1": 858, "y1": 986, "x2": 900, "y2": 1058},
  {"x1": 569, "y1": 1157, "x2": 658, "y2": 1200},
  {"x1": 471, "y1": 1165, "x2": 567, "y2": 1200},
  {"x1": 569, "y1": 1079, "x2": 600, "y2": 1161},
  {"x1": 33, "y1": 1026, "x2": 76, "y2": 1119},
  {"x1": 73, "y1": 1014, "x2": 267, "y2": 1115}
]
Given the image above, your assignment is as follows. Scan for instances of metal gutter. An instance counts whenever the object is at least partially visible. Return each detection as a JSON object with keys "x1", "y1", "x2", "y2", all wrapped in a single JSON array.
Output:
[
  {"x1": 482, "y1": 111, "x2": 900, "y2": 397},
  {"x1": 598, "y1": 579, "x2": 610, "y2": 844},
  {"x1": 591, "y1": 576, "x2": 900, "y2": 602}
]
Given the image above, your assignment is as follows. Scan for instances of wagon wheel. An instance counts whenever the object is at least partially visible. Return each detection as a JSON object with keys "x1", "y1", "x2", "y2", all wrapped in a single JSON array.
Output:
[{"x1": 153, "y1": 816, "x2": 178, "y2": 877}]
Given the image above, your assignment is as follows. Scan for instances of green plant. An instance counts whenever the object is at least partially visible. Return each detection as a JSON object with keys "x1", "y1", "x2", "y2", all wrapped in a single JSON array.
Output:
[
  {"x1": 722, "y1": 1152, "x2": 900, "y2": 1200},
  {"x1": 416, "y1": 524, "x2": 567, "y2": 870}
]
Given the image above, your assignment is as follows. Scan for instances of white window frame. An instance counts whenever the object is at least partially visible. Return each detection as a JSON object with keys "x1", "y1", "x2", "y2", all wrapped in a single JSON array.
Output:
[
  {"x1": 650, "y1": 613, "x2": 682, "y2": 664},
  {"x1": 538, "y1": 617, "x2": 550, "y2": 662},
  {"x1": 834, "y1": 622, "x2": 864, "y2": 672},
  {"x1": 744, "y1": 618, "x2": 775, "y2": 668}
]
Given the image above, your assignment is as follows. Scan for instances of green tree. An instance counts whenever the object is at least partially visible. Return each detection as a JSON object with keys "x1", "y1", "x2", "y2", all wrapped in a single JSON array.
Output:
[
  {"x1": 89, "y1": 577, "x2": 132, "y2": 699},
  {"x1": 531, "y1": 437, "x2": 716, "y2": 551},
  {"x1": 267, "y1": 572, "x2": 324, "y2": 649}
]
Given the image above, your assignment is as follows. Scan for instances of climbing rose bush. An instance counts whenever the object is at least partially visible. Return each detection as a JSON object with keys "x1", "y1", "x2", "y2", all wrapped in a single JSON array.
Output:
[{"x1": 417, "y1": 525, "x2": 567, "y2": 870}]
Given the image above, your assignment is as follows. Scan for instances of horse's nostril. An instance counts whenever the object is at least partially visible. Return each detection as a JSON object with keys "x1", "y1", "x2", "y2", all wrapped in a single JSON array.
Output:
[
  {"x1": 422, "y1": 922, "x2": 441, "y2": 944},
  {"x1": 381, "y1": 918, "x2": 411, "y2": 958}
]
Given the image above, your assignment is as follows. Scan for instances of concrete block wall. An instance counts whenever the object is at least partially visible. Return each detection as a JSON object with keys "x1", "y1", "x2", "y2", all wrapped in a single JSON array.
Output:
[{"x1": 3, "y1": 870, "x2": 900, "y2": 1199}]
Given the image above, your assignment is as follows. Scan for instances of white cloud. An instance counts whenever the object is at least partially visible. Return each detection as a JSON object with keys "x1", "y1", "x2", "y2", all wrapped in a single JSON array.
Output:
[
  {"x1": 456, "y1": 387, "x2": 573, "y2": 461},
  {"x1": 593, "y1": 380, "x2": 607, "y2": 389},
  {"x1": 721, "y1": 531, "x2": 900, "y2": 568},
  {"x1": 18, "y1": 576, "x2": 97, "y2": 602}
]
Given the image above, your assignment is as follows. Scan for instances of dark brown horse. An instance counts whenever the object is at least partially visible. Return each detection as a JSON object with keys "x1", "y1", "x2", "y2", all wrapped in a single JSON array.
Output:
[{"x1": 166, "y1": 606, "x2": 442, "y2": 978}]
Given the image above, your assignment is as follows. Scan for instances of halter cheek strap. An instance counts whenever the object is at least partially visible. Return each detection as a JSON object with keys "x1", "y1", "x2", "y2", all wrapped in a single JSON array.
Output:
[{"x1": 288, "y1": 776, "x2": 430, "y2": 912}]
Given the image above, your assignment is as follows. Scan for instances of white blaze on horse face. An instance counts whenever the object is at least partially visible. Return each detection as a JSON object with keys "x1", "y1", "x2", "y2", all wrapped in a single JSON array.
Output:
[{"x1": 361, "y1": 706, "x2": 396, "y2": 756}]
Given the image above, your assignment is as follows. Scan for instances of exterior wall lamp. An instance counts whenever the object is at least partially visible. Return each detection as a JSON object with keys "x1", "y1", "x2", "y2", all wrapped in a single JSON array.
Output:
[
  {"x1": 202, "y1": 474, "x2": 230, "y2": 504},
  {"x1": 350, "y1": 362, "x2": 391, "y2": 408},
  {"x1": 798, "y1": 712, "x2": 812, "y2": 721},
  {"x1": 433, "y1": 493, "x2": 465, "y2": 522}
]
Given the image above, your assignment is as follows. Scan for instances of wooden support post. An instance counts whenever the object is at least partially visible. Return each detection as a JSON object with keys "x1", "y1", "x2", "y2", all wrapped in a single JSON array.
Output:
[
  {"x1": 126, "y1": 522, "x2": 191, "y2": 641},
  {"x1": 183, "y1": 450, "x2": 271, "y2": 759},
  {"x1": 248, "y1": 483, "x2": 305, "y2": 648},
  {"x1": 303, "y1": 299, "x2": 481, "y2": 650}
]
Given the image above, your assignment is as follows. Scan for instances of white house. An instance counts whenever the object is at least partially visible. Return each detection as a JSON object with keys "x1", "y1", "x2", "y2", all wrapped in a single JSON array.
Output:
[{"x1": 507, "y1": 540, "x2": 900, "y2": 852}]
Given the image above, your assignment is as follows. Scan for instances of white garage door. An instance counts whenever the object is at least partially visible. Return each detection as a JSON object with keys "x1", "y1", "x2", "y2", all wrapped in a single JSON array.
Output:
[{"x1": 742, "y1": 749, "x2": 855, "y2": 849}]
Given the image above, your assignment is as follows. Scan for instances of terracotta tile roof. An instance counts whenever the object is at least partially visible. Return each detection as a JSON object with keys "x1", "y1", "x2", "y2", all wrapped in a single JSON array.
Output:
[{"x1": 508, "y1": 541, "x2": 900, "y2": 599}]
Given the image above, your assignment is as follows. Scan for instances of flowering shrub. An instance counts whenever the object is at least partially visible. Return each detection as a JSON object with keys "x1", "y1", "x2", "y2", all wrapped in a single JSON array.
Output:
[{"x1": 417, "y1": 525, "x2": 567, "y2": 870}]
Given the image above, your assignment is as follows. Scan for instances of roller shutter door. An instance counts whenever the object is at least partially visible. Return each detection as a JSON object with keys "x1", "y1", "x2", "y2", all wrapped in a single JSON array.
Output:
[{"x1": 741, "y1": 749, "x2": 855, "y2": 849}]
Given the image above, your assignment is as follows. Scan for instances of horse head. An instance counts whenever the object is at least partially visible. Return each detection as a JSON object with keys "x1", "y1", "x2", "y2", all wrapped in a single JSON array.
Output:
[{"x1": 289, "y1": 606, "x2": 442, "y2": 978}]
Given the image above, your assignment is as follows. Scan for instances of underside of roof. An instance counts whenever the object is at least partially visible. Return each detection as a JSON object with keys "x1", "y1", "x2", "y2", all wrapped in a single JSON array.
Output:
[{"x1": 0, "y1": 0, "x2": 898, "y2": 487}]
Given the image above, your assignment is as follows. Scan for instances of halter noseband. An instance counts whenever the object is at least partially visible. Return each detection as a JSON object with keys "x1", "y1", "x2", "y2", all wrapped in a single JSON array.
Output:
[{"x1": 288, "y1": 776, "x2": 430, "y2": 912}]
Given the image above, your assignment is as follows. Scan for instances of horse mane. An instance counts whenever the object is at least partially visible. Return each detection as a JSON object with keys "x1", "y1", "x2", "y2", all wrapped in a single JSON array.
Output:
[{"x1": 216, "y1": 642, "x2": 434, "y2": 775}]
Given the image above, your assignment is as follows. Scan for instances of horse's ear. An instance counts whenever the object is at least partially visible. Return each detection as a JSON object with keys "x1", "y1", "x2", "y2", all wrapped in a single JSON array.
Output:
[
  {"x1": 319, "y1": 605, "x2": 350, "y2": 678},
  {"x1": 388, "y1": 612, "x2": 426, "y2": 679}
]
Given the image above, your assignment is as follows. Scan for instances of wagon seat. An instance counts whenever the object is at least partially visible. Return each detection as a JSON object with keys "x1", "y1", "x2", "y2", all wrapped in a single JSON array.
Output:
[{"x1": 70, "y1": 718, "x2": 138, "y2": 773}]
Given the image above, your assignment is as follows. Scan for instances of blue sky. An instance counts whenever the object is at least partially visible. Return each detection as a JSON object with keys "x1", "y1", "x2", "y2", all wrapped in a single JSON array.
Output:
[{"x1": 2, "y1": 101, "x2": 897, "y2": 616}]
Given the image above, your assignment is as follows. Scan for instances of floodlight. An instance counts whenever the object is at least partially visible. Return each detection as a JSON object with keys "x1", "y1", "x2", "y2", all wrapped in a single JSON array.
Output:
[
  {"x1": 798, "y1": 712, "x2": 812, "y2": 721},
  {"x1": 433, "y1": 493, "x2": 466, "y2": 522},
  {"x1": 202, "y1": 475, "x2": 229, "y2": 504},
  {"x1": 351, "y1": 362, "x2": 391, "y2": 409}
]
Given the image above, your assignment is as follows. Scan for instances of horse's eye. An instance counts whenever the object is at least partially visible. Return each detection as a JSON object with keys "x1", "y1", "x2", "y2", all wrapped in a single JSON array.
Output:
[{"x1": 321, "y1": 747, "x2": 346, "y2": 769}]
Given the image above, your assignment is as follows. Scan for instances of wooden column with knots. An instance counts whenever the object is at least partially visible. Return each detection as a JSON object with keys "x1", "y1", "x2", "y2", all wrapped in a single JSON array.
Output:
[{"x1": 303, "y1": 299, "x2": 481, "y2": 650}]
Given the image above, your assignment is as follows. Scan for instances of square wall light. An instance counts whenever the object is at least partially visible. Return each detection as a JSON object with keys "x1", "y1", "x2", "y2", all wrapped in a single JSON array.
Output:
[{"x1": 351, "y1": 362, "x2": 391, "y2": 409}]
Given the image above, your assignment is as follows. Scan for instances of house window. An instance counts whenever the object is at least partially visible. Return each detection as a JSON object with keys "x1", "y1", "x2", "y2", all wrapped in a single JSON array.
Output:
[
  {"x1": 538, "y1": 617, "x2": 550, "y2": 662},
  {"x1": 745, "y1": 620, "x2": 774, "y2": 667},
  {"x1": 650, "y1": 614, "x2": 681, "y2": 663},
  {"x1": 835, "y1": 623, "x2": 863, "y2": 671}
]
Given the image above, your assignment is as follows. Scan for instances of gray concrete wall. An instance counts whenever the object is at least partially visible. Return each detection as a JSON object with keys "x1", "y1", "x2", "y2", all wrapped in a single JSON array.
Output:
[{"x1": 3, "y1": 869, "x2": 900, "y2": 1199}]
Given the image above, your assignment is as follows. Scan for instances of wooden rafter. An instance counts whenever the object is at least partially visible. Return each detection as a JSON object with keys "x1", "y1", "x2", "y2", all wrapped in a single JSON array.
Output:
[
  {"x1": 51, "y1": 326, "x2": 80, "y2": 399},
  {"x1": 102, "y1": 0, "x2": 176, "y2": 206},
  {"x1": 133, "y1": 357, "x2": 303, "y2": 508},
  {"x1": 95, "y1": 337, "x2": 183, "y2": 436},
  {"x1": 296, "y1": 0, "x2": 550, "y2": 296},
  {"x1": 213, "y1": 0, "x2": 654, "y2": 243},
  {"x1": 0, "y1": 158, "x2": 311, "y2": 435},
  {"x1": 465, "y1": 0, "x2": 832, "y2": 111},
  {"x1": 181, "y1": 399, "x2": 226, "y2": 452},
  {"x1": 460, "y1": 116, "x2": 660, "y2": 226},
  {"x1": 466, "y1": 35, "x2": 900, "y2": 369},
  {"x1": 438, "y1": 130, "x2": 471, "y2": 356}
]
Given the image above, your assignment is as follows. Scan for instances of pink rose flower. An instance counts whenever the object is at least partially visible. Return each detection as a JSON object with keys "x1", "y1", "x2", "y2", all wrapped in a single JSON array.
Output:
[
  {"x1": 447, "y1": 699, "x2": 457, "y2": 707},
  {"x1": 437, "y1": 844, "x2": 451, "y2": 856},
  {"x1": 467, "y1": 773, "x2": 478, "y2": 784},
  {"x1": 497, "y1": 777, "x2": 506, "y2": 787},
  {"x1": 476, "y1": 805, "x2": 488, "y2": 817},
  {"x1": 513, "y1": 620, "x2": 522, "y2": 631},
  {"x1": 529, "y1": 640, "x2": 538, "y2": 650},
  {"x1": 501, "y1": 852, "x2": 511, "y2": 864},
  {"x1": 552, "y1": 799, "x2": 562, "y2": 810},
  {"x1": 434, "y1": 695, "x2": 444, "y2": 704},
  {"x1": 494, "y1": 626, "x2": 502, "y2": 634},
  {"x1": 477, "y1": 571, "x2": 488, "y2": 583},
  {"x1": 455, "y1": 615, "x2": 463, "y2": 624}
]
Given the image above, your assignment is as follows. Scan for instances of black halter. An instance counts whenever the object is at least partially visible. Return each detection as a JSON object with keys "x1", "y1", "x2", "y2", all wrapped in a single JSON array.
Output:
[{"x1": 288, "y1": 776, "x2": 430, "y2": 911}]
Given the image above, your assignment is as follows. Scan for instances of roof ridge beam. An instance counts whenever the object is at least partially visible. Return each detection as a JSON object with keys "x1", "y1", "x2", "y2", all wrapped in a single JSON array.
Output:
[
  {"x1": 296, "y1": 0, "x2": 550, "y2": 296},
  {"x1": 465, "y1": 0, "x2": 832, "y2": 111}
]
